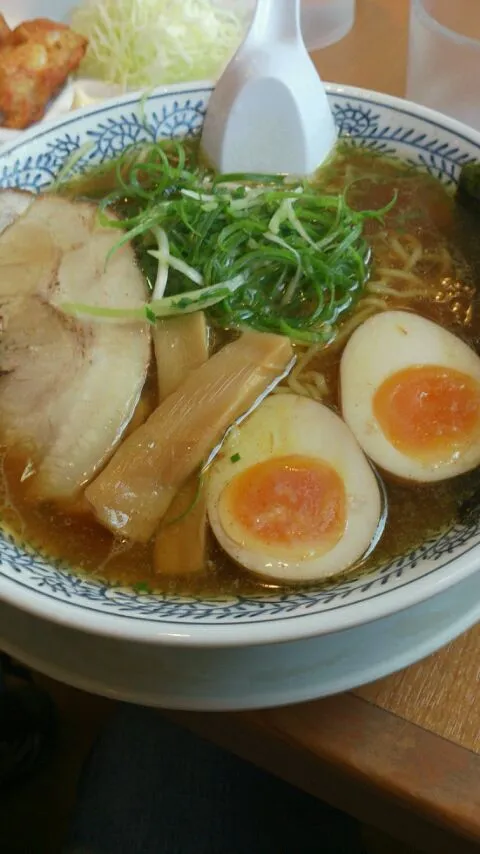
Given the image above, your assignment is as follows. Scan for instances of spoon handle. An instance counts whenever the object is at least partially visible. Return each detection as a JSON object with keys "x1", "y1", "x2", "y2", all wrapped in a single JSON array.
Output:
[{"x1": 249, "y1": 0, "x2": 302, "y2": 43}]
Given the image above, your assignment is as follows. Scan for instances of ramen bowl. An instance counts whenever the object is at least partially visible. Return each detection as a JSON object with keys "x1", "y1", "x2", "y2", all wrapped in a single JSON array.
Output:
[{"x1": 0, "y1": 82, "x2": 479, "y2": 708}]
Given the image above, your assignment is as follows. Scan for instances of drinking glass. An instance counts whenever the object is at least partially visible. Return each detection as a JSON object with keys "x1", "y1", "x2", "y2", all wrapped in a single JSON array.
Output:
[
  {"x1": 230, "y1": 0, "x2": 356, "y2": 52},
  {"x1": 302, "y1": 0, "x2": 356, "y2": 51},
  {"x1": 406, "y1": 0, "x2": 480, "y2": 130}
]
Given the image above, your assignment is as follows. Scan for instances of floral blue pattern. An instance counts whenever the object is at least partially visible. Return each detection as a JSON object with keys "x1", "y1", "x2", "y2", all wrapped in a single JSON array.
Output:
[
  {"x1": 0, "y1": 94, "x2": 210, "y2": 192},
  {"x1": 331, "y1": 100, "x2": 475, "y2": 182},
  {"x1": 0, "y1": 84, "x2": 479, "y2": 625}
]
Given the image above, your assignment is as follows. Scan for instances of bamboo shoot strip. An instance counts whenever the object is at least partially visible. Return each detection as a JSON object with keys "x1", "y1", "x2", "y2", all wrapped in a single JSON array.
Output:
[
  {"x1": 154, "y1": 312, "x2": 210, "y2": 575},
  {"x1": 154, "y1": 475, "x2": 208, "y2": 575},
  {"x1": 85, "y1": 331, "x2": 293, "y2": 541},
  {"x1": 154, "y1": 312, "x2": 208, "y2": 400}
]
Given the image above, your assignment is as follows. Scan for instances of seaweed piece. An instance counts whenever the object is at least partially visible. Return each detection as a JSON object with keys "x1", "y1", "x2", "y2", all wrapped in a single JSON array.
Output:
[
  {"x1": 453, "y1": 164, "x2": 480, "y2": 317},
  {"x1": 457, "y1": 162, "x2": 480, "y2": 215},
  {"x1": 458, "y1": 488, "x2": 480, "y2": 525},
  {"x1": 457, "y1": 467, "x2": 480, "y2": 525}
]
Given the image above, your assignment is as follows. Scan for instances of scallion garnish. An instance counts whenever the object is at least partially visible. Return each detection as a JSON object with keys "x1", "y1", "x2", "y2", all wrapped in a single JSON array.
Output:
[{"x1": 59, "y1": 139, "x2": 396, "y2": 342}]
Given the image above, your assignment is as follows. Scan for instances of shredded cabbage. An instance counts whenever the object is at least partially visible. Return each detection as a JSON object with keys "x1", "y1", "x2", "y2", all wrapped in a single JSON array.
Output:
[{"x1": 71, "y1": 0, "x2": 248, "y2": 89}]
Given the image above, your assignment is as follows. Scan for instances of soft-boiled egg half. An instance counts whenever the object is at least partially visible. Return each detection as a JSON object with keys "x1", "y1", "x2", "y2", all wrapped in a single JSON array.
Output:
[
  {"x1": 341, "y1": 310, "x2": 480, "y2": 482},
  {"x1": 206, "y1": 394, "x2": 384, "y2": 583}
]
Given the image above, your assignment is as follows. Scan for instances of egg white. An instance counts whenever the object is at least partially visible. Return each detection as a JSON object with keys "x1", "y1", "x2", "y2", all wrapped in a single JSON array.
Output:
[
  {"x1": 206, "y1": 394, "x2": 383, "y2": 583},
  {"x1": 340, "y1": 310, "x2": 480, "y2": 482}
]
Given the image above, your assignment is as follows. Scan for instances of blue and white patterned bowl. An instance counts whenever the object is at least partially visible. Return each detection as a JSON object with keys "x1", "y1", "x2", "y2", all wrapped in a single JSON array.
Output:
[{"x1": 0, "y1": 82, "x2": 479, "y2": 648}]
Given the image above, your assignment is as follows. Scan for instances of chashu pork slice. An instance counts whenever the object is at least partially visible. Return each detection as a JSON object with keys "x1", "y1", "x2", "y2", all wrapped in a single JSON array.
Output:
[
  {"x1": 0, "y1": 188, "x2": 34, "y2": 237},
  {"x1": 0, "y1": 191, "x2": 151, "y2": 501}
]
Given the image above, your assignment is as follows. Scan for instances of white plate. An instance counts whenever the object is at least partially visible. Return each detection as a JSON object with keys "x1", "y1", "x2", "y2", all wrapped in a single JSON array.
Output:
[
  {"x1": 1, "y1": 0, "x2": 78, "y2": 27},
  {"x1": 0, "y1": 573, "x2": 478, "y2": 710},
  {"x1": 0, "y1": 4, "x2": 78, "y2": 144},
  {"x1": 0, "y1": 0, "x2": 354, "y2": 146},
  {"x1": 0, "y1": 83, "x2": 75, "y2": 146},
  {"x1": 0, "y1": 3, "x2": 122, "y2": 145}
]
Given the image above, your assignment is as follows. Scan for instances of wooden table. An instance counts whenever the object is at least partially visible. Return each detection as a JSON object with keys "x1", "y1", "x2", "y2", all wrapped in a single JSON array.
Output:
[{"x1": 172, "y1": 3, "x2": 480, "y2": 852}]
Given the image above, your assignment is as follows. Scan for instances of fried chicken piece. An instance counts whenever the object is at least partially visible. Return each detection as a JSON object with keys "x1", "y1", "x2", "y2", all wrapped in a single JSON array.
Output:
[
  {"x1": 0, "y1": 14, "x2": 11, "y2": 47},
  {"x1": 0, "y1": 19, "x2": 88, "y2": 130}
]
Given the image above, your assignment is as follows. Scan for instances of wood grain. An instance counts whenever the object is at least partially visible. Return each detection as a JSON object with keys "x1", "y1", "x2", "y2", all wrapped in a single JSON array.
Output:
[
  {"x1": 312, "y1": 0, "x2": 409, "y2": 97},
  {"x1": 255, "y1": 697, "x2": 480, "y2": 840},
  {"x1": 355, "y1": 626, "x2": 480, "y2": 752},
  {"x1": 171, "y1": 695, "x2": 480, "y2": 853}
]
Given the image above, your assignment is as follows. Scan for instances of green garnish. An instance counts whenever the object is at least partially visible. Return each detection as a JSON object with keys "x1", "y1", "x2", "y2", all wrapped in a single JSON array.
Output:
[
  {"x1": 230, "y1": 453, "x2": 241, "y2": 463},
  {"x1": 59, "y1": 139, "x2": 396, "y2": 342},
  {"x1": 133, "y1": 581, "x2": 152, "y2": 594},
  {"x1": 145, "y1": 306, "x2": 157, "y2": 325},
  {"x1": 457, "y1": 161, "x2": 480, "y2": 214},
  {"x1": 164, "y1": 467, "x2": 205, "y2": 527},
  {"x1": 61, "y1": 279, "x2": 245, "y2": 322},
  {"x1": 49, "y1": 141, "x2": 95, "y2": 190}
]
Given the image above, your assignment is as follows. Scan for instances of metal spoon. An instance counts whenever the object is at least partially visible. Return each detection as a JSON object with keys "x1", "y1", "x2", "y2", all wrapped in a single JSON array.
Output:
[{"x1": 201, "y1": 0, "x2": 337, "y2": 176}]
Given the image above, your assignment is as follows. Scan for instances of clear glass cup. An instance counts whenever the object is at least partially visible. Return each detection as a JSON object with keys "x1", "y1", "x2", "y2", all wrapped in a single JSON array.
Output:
[
  {"x1": 302, "y1": 0, "x2": 356, "y2": 51},
  {"x1": 406, "y1": 0, "x2": 480, "y2": 130},
  {"x1": 232, "y1": 0, "x2": 356, "y2": 52}
]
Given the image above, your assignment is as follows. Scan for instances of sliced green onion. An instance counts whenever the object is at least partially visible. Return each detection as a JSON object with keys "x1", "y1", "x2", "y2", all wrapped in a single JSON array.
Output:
[
  {"x1": 60, "y1": 303, "x2": 148, "y2": 321},
  {"x1": 268, "y1": 198, "x2": 291, "y2": 235},
  {"x1": 285, "y1": 198, "x2": 317, "y2": 248},
  {"x1": 181, "y1": 189, "x2": 218, "y2": 203},
  {"x1": 61, "y1": 275, "x2": 246, "y2": 322},
  {"x1": 151, "y1": 226, "x2": 170, "y2": 299},
  {"x1": 150, "y1": 285, "x2": 232, "y2": 316},
  {"x1": 148, "y1": 249, "x2": 204, "y2": 286},
  {"x1": 49, "y1": 141, "x2": 95, "y2": 190},
  {"x1": 56, "y1": 138, "x2": 395, "y2": 341}
]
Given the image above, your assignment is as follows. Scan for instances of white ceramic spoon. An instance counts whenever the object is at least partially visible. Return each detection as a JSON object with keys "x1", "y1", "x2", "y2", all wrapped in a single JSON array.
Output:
[{"x1": 201, "y1": 0, "x2": 337, "y2": 176}]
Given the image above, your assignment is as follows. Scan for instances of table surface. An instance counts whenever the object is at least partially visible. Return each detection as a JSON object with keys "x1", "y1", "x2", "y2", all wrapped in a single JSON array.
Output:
[{"x1": 173, "y1": 3, "x2": 480, "y2": 851}]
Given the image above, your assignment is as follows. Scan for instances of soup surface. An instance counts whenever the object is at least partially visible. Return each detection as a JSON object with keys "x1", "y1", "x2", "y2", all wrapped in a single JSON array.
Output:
[{"x1": 1, "y1": 143, "x2": 480, "y2": 596}]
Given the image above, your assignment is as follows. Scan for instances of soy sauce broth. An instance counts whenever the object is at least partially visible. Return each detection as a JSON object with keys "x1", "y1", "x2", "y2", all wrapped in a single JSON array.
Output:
[{"x1": 1, "y1": 144, "x2": 480, "y2": 596}]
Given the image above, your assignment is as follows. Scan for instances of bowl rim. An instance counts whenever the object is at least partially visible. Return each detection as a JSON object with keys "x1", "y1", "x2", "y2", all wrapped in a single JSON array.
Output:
[{"x1": 1, "y1": 79, "x2": 480, "y2": 648}]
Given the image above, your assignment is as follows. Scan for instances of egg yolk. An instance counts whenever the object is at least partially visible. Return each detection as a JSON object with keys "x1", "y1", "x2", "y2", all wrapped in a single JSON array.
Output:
[
  {"x1": 373, "y1": 364, "x2": 480, "y2": 461},
  {"x1": 221, "y1": 454, "x2": 346, "y2": 554}
]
